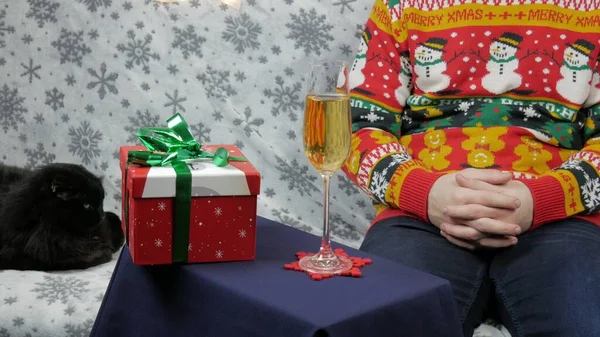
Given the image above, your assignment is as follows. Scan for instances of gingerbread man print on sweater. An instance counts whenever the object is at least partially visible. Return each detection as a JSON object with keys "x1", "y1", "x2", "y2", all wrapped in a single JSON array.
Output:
[
  {"x1": 556, "y1": 39, "x2": 595, "y2": 104},
  {"x1": 513, "y1": 136, "x2": 553, "y2": 174},
  {"x1": 418, "y1": 129, "x2": 452, "y2": 171},
  {"x1": 461, "y1": 127, "x2": 508, "y2": 169},
  {"x1": 482, "y1": 32, "x2": 524, "y2": 95}
]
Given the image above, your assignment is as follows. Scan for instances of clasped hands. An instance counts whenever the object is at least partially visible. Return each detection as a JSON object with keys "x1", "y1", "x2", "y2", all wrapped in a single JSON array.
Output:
[{"x1": 427, "y1": 169, "x2": 533, "y2": 250}]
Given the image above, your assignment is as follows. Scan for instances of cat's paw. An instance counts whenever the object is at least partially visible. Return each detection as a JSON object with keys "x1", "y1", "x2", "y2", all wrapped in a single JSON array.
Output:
[{"x1": 103, "y1": 212, "x2": 125, "y2": 252}]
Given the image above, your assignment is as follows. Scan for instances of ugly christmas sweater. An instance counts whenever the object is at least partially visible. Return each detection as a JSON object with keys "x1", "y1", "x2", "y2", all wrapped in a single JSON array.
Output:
[{"x1": 343, "y1": 0, "x2": 600, "y2": 230}]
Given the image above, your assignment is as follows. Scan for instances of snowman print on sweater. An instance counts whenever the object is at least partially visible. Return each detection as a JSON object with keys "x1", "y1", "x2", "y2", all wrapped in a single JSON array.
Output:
[
  {"x1": 394, "y1": 50, "x2": 413, "y2": 105},
  {"x1": 482, "y1": 32, "x2": 523, "y2": 95},
  {"x1": 556, "y1": 39, "x2": 595, "y2": 105},
  {"x1": 413, "y1": 37, "x2": 451, "y2": 93},
  {"x1": 349, "y1": 28, "x2": 371, "y2": 90}
]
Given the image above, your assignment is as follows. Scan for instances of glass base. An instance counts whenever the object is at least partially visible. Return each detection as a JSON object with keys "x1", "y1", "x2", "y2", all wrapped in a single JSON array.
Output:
[{"x1": 298, "y1": 250, "x2": 353, "y2": 274}]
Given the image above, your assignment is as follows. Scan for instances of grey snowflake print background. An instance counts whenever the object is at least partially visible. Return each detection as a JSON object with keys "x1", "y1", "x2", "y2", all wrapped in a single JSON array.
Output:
[{"x1": 0, "y1": 0, "x2": 378, "y2": 336}]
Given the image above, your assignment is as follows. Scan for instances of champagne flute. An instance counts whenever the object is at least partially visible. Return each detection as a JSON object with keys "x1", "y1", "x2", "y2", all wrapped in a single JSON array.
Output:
[{"x1": 299, "y1": 60, "x2": 353, "y2": 274}]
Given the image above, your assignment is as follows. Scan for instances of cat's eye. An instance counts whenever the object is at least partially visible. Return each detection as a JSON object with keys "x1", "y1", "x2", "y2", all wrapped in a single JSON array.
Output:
[{"x1": 83, "y1": 203, "x2": 91, "y2": 209}]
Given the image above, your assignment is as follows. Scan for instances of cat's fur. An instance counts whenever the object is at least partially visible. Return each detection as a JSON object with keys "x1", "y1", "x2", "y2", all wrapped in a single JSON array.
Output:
[{"x1": 0, "y1": 163, "x2": 124, "y2": 271}]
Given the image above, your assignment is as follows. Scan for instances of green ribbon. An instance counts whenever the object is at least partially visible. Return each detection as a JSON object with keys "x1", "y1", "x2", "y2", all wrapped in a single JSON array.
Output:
[{"x1": 126, "y1": 113, "x2": 246, "y2": 263}]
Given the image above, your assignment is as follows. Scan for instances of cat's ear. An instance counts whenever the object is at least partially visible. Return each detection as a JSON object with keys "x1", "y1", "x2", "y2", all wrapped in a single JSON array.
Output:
[{"x1": 50, "y1": 176, "x2": 78, "y2": 201}]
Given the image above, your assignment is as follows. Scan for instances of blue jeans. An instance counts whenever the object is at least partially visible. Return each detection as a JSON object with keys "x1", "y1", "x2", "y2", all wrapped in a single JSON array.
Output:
[{"x1": 360, "y1": 216, "x2": 600, "y2": 337}]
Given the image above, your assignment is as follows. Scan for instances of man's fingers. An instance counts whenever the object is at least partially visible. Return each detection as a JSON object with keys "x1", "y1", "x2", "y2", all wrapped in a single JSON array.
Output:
[
  {"x1": 445, "y1": 204, "x2": 508, "y2": 220},
  {"x1": 466, "y1": 217, "x2": 522, "y2": 236},
  {"x1": 440, "y1": 230, "x2": 476, "y2": 250},
  {"x1": 460, "y1": 169, "x2": 513, "y2": 185},
  {"x1": 456, "y1": 174, "x2": 505, "y2": 193},
  {"x1": 455, "y1": 188, "x2": 521, "y2": 209},
  {"x1": 445, "y1": 205, "x2": 521, "y2": 236},
  {"x1": 441, "y1": 225, "x2": 519, "y2": 250},
  {"x1": 477, "y1": 236, "x2": 518, "y2": 248},
  {"x1": 440, "y1": 223, "x2": 486, "y2": 242}
]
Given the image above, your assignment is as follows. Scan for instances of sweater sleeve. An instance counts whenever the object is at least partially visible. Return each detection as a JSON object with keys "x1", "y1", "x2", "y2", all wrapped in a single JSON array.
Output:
[
  {"x1": 341, "y1": 0, "x2": 444, "y2": 222},
  {"x1": 521, "y1": 61, "x2": 600, "y2": 229}
]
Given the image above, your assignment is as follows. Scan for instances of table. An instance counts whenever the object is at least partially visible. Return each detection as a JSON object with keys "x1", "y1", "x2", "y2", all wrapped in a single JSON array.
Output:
[{"x1": 90, "y1": 216, "x2": 463, "y2": 337}]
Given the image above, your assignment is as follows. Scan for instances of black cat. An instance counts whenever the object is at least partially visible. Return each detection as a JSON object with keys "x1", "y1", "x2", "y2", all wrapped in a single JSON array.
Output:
[{"x1": 0, "y1": 162, "x2": 124, "y2": 271}]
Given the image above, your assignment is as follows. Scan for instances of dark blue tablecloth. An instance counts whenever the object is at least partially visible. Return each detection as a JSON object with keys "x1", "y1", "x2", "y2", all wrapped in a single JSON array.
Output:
[{"x1": 90, "y1": 216, "x2": 462, "y2": 337}]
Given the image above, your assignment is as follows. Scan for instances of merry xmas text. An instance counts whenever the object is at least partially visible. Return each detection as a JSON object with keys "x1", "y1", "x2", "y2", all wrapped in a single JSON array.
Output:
[{"x1": 399, "y1": 9, "x2": 600, "y2": 28}]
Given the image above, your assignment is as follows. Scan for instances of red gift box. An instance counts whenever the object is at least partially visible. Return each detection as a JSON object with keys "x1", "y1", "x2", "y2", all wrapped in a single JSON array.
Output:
[{"x1": 119, "y1": 144, "x2": 261, "y2": 266}]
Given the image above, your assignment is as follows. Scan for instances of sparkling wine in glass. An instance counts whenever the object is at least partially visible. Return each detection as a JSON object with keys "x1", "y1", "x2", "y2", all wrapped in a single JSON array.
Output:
[{"x1": 299, "y1": 60, "x2": 353, "y2": 274}]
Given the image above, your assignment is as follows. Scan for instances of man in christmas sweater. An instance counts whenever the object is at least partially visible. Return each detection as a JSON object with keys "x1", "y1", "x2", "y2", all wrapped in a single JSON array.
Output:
[{"x1": 344, "y1": 1, "x2": 600, "y2": 336}]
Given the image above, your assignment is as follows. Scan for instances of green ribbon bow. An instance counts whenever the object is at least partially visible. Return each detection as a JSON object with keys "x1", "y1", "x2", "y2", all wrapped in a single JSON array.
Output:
[
  {"x1": 126, "y1": 113, "x2": 246, "y2": 263},
  {"x1": 130, "y1": 113, "x2": 246, "y2": 167}
]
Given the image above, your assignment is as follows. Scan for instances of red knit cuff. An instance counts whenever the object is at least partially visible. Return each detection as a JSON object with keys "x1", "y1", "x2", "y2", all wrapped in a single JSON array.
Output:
[
  {"x1": 398, "y1": 169, "x2": 444, "y2": 222},
  {"x1": 520, "y1": 176, "x2": 566, "y2": 230}
]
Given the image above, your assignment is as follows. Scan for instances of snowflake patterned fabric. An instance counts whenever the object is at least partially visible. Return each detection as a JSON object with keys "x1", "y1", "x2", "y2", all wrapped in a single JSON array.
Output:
[
  {"x1": 0, "y1": 1, "x2": 379, "y2": 336},
  {"x1": 0, "y1": 254, "x2": 119, "y2": 337}
]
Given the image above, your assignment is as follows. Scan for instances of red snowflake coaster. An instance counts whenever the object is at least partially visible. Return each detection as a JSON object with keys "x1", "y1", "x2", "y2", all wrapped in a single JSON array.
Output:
[{"x1": 283, "y1": 248, "x2": 372, "y2": 281}]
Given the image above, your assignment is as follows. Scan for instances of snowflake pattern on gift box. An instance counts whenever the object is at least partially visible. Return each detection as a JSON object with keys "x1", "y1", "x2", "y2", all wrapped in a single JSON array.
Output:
[
  {"x1": 238, "y1": 229, "x2": 246, "y2": 238},
  {"x1": 154, "y1": 238, "x2": 162, "y2": 247},
  {"x1": 158, "y1": 202, "x2": 166, "y2": 211},
  {"x1": 214, "y1": 207, "x2": 222, "y2": 216},
  {"x1": 215, "y1": 250, "x2": 224, "y2": 259}
]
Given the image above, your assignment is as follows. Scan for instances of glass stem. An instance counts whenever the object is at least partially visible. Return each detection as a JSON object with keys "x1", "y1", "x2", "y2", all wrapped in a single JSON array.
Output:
[{"x1": 320, "y1": 173, "x2": 333, "y2": 257}]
